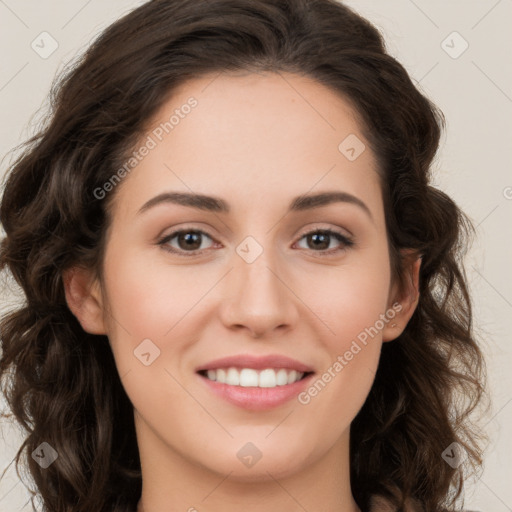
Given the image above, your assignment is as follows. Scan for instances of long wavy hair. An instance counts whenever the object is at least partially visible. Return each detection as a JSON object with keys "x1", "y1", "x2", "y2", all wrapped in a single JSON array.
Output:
[{"x1": 0, "y1": 1, "x2": 487, "y2": 511}]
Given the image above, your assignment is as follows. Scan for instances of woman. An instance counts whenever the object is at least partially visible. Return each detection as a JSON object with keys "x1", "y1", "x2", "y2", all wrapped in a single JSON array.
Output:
[{"x1": 0, "y1": 1, "x2": 487, "y2": 511}]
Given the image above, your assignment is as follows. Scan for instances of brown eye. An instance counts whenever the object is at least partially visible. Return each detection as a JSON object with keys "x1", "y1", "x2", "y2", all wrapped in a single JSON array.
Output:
[
  {"x1": 175, "y1": 231, "x2": 203, "y2": 250},
  {"x1": 158, "y1": 229, "x2": 215, "y2": 255},
  {"x1": 295, "y1": 229, "x2": 354, "y2": 254}
]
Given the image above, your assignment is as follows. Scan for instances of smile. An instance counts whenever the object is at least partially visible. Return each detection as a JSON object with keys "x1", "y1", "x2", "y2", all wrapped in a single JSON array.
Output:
[
  {"x1": 198, "y1": 367, "x2": 310, "y2": 388},
  {"x1": 197, "y1": 369, "x2": 315, "y2": 411}
]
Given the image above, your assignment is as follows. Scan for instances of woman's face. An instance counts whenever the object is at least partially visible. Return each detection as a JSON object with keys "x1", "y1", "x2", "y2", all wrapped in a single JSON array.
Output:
[{"x1": 73, "y1": 72, "x2": 417, "y2": 482}]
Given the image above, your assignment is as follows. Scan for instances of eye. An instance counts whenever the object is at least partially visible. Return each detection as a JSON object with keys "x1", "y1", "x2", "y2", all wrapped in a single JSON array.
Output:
[
  {"x1": 157, "y1": 229, "x2": 216, "y2": 255},
  {"x1": 157, "y1": 227, "x2": 354, "y2": 257},
  {"x1": 294, "y1": 229, "x2": 354, "y2": 255}
]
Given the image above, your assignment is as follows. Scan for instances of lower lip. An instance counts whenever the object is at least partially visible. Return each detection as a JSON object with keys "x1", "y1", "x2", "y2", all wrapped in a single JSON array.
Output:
[{"x1": 197, "y1": 372, "x2": 315, "y2": 411}]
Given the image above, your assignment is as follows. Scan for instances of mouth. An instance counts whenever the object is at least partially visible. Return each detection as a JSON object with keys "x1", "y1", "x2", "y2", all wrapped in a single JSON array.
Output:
[
  {"x1": 197, "y1": 367, "x2": 314, "y2": 388},
  {"x1": 196, "y1": 367, "x2": 316, "y2": 411}
]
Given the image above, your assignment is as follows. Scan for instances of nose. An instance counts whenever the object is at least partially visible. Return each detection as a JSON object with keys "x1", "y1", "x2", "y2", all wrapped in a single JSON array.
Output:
[{"x1": 218, "y1": 246, "x2": 300, "y2": 338}]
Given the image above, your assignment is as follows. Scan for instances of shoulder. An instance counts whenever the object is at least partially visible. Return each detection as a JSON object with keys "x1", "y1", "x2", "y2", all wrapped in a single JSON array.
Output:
[{"x1": 368, "y1": 494, "x2": 481, "y2": 512}]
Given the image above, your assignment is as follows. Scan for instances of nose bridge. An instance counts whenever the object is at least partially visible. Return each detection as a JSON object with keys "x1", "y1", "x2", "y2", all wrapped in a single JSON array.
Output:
[{"x1": 219, "y1": 234, "x2": 298, "y2": 336}]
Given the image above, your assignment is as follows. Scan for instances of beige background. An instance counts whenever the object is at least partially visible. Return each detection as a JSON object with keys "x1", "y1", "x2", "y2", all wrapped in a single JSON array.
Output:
[{"x1": 0, "y1": 1, "x2": 511, "y2": 510}]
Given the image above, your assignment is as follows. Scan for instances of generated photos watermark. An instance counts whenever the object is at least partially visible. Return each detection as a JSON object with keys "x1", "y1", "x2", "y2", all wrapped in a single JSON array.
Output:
[
  {"x1": 93, "y1": 96, "x2": 198, "y2": 200},
  {"x1": 298, "y1": 302, "x2": 403, "y2": 405}
]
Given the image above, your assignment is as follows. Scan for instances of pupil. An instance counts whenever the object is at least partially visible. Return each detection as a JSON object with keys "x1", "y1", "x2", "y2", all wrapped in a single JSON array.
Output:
[
  {"x1": 310, "y1": 233, "x2": 329, "y2": 250},
  {"x1": 179, "y1": 232, "x2": 201, "y2": 250}
]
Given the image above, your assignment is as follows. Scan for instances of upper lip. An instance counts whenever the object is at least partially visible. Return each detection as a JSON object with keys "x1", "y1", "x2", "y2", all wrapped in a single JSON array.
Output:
[{"x1": 195, "y1": 354, "x2": 315, "y2": 373}]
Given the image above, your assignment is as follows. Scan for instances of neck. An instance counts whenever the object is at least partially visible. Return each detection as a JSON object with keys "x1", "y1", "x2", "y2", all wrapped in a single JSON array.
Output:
[{"x1": 134, "y1": 417, "x2": 360, "y2": 512}]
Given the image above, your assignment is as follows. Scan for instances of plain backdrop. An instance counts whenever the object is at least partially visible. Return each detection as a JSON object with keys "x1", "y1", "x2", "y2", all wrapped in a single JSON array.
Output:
[{"x1": 0, "y1": 1, "x2": 511, "y2": 511}]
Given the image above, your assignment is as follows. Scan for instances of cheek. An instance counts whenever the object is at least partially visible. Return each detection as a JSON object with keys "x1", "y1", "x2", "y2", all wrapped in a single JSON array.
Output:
[
  {"x1": 102, "y1": 247, "x2": 210, "y2": 340},
  {"x1": 298, "y1": 252, "x2": 391, "y2": 403},
  {"x1": 302, "y1": 255, "x2": 391, "y2": 346},
  {"x1": 100, "y1": 249, "x2": 207, "y2": 423},
  {"x1": 295, "y1": 278, "x2": 387, "y2": 434}
]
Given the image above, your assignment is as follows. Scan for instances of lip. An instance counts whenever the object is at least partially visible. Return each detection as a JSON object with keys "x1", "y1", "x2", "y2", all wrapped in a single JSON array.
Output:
[
  {"x1": 195, "y1": 354, "x2": 315, "y2": 373},
  {"x1": 197, "y1": 371, "x2": 315, "y2": 411}
]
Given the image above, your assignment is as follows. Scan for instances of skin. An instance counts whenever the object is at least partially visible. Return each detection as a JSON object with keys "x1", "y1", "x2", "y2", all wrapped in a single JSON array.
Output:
[{"x1": 64, "y1": 71, "x2": 421, "y2": 512}]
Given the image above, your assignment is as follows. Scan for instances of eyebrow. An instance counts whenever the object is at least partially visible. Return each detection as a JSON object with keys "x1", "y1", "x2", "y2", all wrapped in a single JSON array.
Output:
[{"x1": 137, "y1": 190, "x2": 373, "y2": 221}]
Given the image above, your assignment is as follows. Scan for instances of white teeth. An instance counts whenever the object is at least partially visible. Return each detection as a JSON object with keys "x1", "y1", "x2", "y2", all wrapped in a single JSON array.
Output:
[
  {"x1": 203, "y1": 367, "x2": 306, "y2": 388},
  {"x1": 226, "y1": 367, "x2": 240, "y2": 386},
  {"x1": 287, "y1": 370, "x2": 298, "y2": 384},
  {"x1": 276, "y1": 369, "x2": 289, "y2": 386},
  {"x1": 258, "y1": 369, "x2": 276, "y2": 388},
  {"x1": 239, "y1": 368, "x2": 259, "y2": 387}
]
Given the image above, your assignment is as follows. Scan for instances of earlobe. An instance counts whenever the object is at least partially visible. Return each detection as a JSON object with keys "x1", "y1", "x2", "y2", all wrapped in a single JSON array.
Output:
[
  {"x1": 62, "y1": 266, "x2": 107, "y2": 335},
  {"x1": 382, "y1": 250, "x2": 422, "y2": 342}
]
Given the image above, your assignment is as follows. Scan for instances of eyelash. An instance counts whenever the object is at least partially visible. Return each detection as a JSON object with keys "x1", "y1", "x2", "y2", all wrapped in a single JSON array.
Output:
[{"x1": 157, "y1": 227, "x2": 355, "y2": 257}]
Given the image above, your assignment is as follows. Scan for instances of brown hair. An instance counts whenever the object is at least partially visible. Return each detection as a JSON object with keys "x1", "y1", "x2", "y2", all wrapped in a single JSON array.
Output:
[{"x1": 0, "y1": 1, "x2": 487, "y2": 511}]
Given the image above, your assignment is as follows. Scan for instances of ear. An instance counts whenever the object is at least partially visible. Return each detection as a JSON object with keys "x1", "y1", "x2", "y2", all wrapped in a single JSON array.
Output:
[
  {"x1": 382, "y1": 249, "x2": 421, "y2": 342},
  {"x1": 62, "y1": 266, "x2": 107, "y2": 335}
]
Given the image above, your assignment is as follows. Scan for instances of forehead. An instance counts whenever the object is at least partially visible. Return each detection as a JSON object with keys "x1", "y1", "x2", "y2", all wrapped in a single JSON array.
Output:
[{"x1": 109, "y1": 71, "x2": 383, "y2": 224}]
